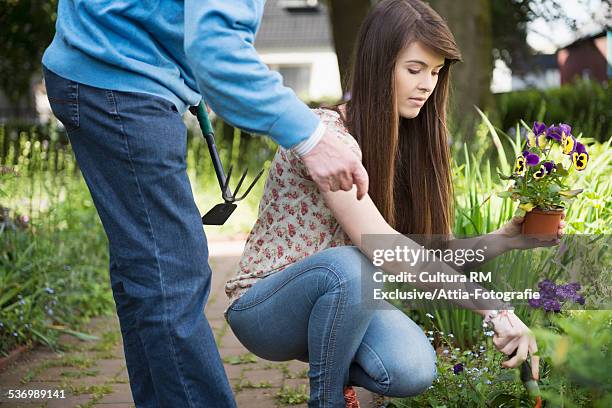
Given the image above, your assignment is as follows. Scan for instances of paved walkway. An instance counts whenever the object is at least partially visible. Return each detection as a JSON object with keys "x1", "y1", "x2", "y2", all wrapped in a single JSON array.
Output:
[{"x1": 0, "y1": 241, "x2": 375, "y2": 407}]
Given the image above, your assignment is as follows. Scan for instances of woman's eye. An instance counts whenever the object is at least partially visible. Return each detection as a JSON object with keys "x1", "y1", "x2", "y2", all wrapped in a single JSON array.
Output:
[
  {"x1": 408, "y1": 69, "x2": 420, "y2": 75},
  {"x1": 432, "y1": 71, "x2": 440, "y2": 76}
]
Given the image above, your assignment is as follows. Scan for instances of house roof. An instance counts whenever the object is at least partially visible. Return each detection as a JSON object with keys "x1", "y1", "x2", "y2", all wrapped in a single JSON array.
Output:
[
  {"x1": 560, "y1": 28, "x2": 609, "y2": 50},
  {"x1": 255, "y1": 0, "x2": 333, "y2": 51}
]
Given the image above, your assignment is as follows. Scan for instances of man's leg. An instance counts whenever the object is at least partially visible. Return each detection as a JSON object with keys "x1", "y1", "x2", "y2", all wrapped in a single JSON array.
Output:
[{"x1": 43, "y1": 66, "x2": 236, "y2": 408}]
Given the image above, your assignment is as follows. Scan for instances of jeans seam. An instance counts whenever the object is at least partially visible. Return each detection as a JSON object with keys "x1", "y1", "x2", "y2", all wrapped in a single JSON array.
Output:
[
  {"x1": 108, "y1": 90, "x2": 196, "y2": 408},
  {"x1": 229, "y1": 263, "x2": 343, "y2": 311},
  {"x1": 321, "y1": 264, "x2": 345, "y2": 407},
  {"x1": 73, "y1": 82, "x2": 80, "y2": 129}
]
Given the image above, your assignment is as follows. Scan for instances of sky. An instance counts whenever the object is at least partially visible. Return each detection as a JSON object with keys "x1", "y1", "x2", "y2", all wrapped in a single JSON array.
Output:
[
  {"x1": 527, "y1": 0, "x2": 610, "y2": 53},
  {"x1": 491, "y1": 0, "x2": 610, "y2": 92}
]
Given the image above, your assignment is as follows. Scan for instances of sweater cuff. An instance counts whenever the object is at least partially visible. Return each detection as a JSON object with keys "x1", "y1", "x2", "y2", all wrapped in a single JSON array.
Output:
[{"x1": 291, "y1": 121, "x2": 326, "y2": 157}]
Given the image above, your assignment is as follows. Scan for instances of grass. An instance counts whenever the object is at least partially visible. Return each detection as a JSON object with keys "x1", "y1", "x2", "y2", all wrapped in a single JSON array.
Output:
[{"x1": 276, "y1": 384, "x2": 309, "y2": 405}]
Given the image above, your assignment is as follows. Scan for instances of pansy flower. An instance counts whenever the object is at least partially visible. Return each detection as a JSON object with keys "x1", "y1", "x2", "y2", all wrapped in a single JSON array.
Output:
[
  {"x1": 522, "y1": 150, "x2": 540, "y2": 166},
  {"x1": 526, "y1": 121, "x2": 548, "y2": 148},
  {"x1": 572, "y1": 142, "x2": 589, "y2": 171},
  {"x1": 561, "y1": 132, "x2": 576, "y2": 155},
  {"x1": 514, "y1": 155, "x2": 526, "y2": 174},
  {"x1": 546, "y1": 123, "x2": 571, "y2": 142},
  {"x1": 533, "y1": 161, "x2": 555, "y2": 179}
]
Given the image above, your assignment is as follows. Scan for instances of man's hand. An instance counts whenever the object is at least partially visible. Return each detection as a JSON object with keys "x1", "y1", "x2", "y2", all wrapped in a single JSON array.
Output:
[{"x1": 301, "y1": 128, "x2": 369, "y2": 200}]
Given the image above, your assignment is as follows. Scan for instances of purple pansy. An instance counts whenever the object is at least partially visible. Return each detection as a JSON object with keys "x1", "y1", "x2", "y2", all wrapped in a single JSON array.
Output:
[
  {"x1": 572, "y1": 142, "x2": 589, "y2": 171},
  {"x1": 542, "y1": 161, "x2": 555, "y2": 174},
  {"x1": 547, "y1": 123, "x2": 572, "y2": 142},
  {"x1": 453, "y1": 363, "x2": 464, "y2": 374},
  {"x1": 533, "y1": 121, "x2": 547, "y2": 136},
  {"x1": 522, "y1": 150, "x2": 540, "y2": 166}
]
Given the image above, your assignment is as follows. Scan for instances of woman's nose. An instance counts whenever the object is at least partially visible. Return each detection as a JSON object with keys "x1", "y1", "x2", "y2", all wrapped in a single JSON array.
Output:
[{"x1": 418, "y1": 74, "x2": 435, "y2": 93}]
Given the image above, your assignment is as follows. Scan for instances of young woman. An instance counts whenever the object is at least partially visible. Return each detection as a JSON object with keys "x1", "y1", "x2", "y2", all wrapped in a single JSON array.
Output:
[{"x1": 223, "y1": 0, "x2": 562, "y2": 406}]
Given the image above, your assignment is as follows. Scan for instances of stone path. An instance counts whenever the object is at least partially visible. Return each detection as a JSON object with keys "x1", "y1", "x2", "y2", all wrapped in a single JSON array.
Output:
[{"x1": 0, "y1": 241, "x2": 375, "y2": 407}]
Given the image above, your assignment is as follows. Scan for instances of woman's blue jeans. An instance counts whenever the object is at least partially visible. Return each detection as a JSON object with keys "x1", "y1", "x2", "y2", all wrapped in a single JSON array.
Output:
[
  {"x1": 42, "y1": 66, "x2": 236, "y2": 408},
  {"x1": 227, "y1": 246, "x2": 437, "y2": 408}
]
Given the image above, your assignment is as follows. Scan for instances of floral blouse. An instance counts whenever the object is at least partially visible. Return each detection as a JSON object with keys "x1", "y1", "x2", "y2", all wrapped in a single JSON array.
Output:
[{"x1": 224, "y1": 108, "x2": 362, "y2": 311}]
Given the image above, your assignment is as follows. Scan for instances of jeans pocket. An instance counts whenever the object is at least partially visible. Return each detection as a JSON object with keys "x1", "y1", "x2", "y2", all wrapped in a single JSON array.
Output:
[{"x1": 43, "y1": 66, "x2": 80, "y2": 131}]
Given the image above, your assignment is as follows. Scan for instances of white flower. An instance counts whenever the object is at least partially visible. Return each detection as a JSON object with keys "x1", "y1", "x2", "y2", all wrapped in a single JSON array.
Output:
[
  {"x1": 448, "y1": 333, "x2": 454, "y2": 338},
  {"x1": 426, "y1": 313, "x2": 434, "y2": 319}
]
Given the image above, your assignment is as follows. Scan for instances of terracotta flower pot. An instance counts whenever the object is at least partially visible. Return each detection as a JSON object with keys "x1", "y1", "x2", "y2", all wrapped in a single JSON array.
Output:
[{"x1": 522, "y1": 207, "x2": 564, "y2": 238}]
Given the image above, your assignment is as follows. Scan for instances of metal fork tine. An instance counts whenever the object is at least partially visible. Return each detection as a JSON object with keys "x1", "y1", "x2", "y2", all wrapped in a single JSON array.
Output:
[
  {"x1": 233, "y1": 169, "x2": 248, "y2": 197},
  {"x1": 234, "y1": 168, "x2": 265, "y2": 201},
  {"x1": 222, "y1": 165, "x2": 233, "y2": 201}
]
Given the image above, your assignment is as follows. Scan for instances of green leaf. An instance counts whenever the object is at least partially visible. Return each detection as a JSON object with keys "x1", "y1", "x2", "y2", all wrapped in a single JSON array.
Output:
[
  {"x1": 514, "y1": 207, "x2": 526, "y2": 217},
  {"x1": 497, "y1": 172, "x2": 513, "y2": 180},
  {"x1": 559, "y1": 189, "x2": 583, "y2": 197},
  {"x1": 496, "y1": 191, "x2": 513, "y2": 198}
]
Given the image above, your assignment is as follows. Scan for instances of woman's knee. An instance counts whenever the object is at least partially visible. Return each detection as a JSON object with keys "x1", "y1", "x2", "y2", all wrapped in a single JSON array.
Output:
[
  {"x1": 321, "y1": 246, "x2": 371, "y2": 293},
  {"x1": 386, "y1": 343, "x2": 437, "y2": 397}
]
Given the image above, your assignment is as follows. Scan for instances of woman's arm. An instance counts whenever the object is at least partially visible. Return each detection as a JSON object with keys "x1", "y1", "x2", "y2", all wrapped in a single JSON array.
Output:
[
  {"x1": 322, "y1": 186, "x2": 540, "y2": 372},
  {"x1": 321, "y1": 187, "x2": 503, "y2": 315}
]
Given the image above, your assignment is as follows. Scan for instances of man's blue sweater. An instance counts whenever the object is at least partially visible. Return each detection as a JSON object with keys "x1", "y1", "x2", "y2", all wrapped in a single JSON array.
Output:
[{"x1": 42, "y1": 0, "x2": 320, "y2": 148}]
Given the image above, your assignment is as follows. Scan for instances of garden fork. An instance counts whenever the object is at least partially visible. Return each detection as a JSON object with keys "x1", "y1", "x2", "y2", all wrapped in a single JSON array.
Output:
[{"x1": 190, "y1": 103, "x2": 264, "y2": 225}]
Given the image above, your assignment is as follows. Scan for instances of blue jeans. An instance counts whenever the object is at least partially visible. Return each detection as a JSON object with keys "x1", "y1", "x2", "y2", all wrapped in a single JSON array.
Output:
[
  {"x1": 42, "y1": 66, "x2": 236, "y2": 408},
  {"x1": 226, "y1": 246, "x2": 437, "y2": 408}
]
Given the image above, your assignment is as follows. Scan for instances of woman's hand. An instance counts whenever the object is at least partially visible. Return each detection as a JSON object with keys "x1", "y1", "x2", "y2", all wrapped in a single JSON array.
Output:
[
  {"x1": 488, "y1": 311, "x2": 540, "y2": 379},
  {"x1": 493, "y1": 214, "x2": 565, "y2": 250}
]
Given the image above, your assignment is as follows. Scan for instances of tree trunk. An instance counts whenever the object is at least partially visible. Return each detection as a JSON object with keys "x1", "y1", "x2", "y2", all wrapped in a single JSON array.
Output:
[
  {"x1": 327, "y1": 0, "x2": 372, "y2": 94},
  {"x1": 427, "y1": 0, "x2": 494, "y2": 129}
]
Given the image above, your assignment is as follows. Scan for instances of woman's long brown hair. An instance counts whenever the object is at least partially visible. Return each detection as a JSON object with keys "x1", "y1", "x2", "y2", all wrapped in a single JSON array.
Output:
[{"x1": 336, "y1": 0, "x2": 461, "y2": 236}]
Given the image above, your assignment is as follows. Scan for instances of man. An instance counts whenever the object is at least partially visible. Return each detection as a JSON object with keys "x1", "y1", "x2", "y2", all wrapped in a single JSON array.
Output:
[{"x1": 42, "y1": 1, "x2": 368, "y2": 407}]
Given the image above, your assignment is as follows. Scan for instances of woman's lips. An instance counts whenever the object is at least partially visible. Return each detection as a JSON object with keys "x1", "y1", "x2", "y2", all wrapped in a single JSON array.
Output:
[{"x1": 409, "y1": 98, "x2": 426, "y2": 106}]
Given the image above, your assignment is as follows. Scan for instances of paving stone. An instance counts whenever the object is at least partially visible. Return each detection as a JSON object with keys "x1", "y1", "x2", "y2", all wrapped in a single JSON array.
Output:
[
  {"x1": 283, "y1": 377, "x2": 310, "y2": 389},
  {"x1": 92, "y1": 359, "x2": 124, "y2": 379},
  {"x1": 94, "y1": 383, "x2": 133, "y2": 404},
  {"x1": 235, "y1": 387, "x2": 281, "y2": 408},
  {"x1": 224, "y1": 364, "x2": 244, "y2": 381},
  {"x1": 46, "y1": 393, "x2": 92, "y2": 408},
  {"x1": 241, "y1": 368, "x2": 284, "y2": 385}
]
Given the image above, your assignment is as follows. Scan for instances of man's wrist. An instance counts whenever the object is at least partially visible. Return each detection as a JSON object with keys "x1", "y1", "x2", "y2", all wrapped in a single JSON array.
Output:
[{"x1": 291, "y1": 121, "x2": 326, "y2": 157}]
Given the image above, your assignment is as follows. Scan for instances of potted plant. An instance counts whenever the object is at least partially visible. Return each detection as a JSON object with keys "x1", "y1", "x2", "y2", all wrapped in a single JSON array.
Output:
[{"x1": 497, "y1": 122, "x2": 589, "y2": 237}]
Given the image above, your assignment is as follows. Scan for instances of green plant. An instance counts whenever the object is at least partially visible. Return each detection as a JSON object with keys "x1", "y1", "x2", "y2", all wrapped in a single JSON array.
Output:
[
  {"x1": 497, "y1": 121, "x2": 589, "y2": 215},
  {"x1": 495, "y1": 79, "x2": 611, "y2": 144},
  {"x1": 533, "y1": 310, "x2": 612, "y2": 407},
  {"x1": 276, "y1": 384, "x2": 309, "y2": 405}
]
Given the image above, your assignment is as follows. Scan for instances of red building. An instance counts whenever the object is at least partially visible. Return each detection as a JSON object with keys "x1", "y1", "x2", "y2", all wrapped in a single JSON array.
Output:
[{"x1": 557, "y1": 30, "x2": 610, "y2": 85}]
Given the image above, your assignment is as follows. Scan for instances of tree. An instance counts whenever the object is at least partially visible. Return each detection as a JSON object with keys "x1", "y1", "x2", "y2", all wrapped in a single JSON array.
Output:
[
  {"x1": 327, "y1": 0, "x2": 372, "y2": 92},
  {"x1": 427, "y1": 0, "x2": 494, "y2": 127},
  {"x1": 0, "y1": 1, "x2": 58, "y2": 104}
]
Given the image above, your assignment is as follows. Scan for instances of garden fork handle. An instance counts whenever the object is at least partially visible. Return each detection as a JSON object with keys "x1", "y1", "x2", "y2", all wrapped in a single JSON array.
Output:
[{"x1": 194, "y1": 103, "x2": 232, "y2": 199}]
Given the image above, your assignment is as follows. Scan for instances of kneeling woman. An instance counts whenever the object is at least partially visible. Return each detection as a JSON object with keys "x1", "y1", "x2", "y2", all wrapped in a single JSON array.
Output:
[{"x1": 224, "y1": 0, "x2": 550, "y2": 406}]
